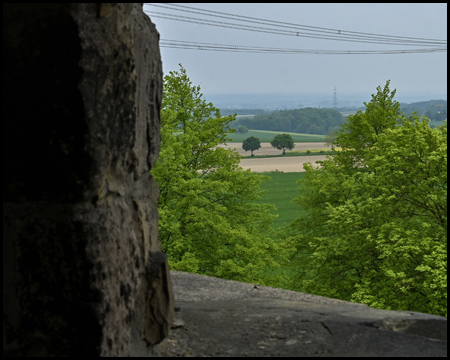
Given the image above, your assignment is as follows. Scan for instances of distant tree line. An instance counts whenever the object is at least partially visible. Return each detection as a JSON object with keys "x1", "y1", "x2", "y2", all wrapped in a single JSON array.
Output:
[
  {"x1": 400, "y1": 100, "x2": 447, "y2": 122},
  {"x1": 226, "y1": 100, "x2": 446, "y2": 133},
  {"x1": 235, "y1": 107, "x2": 344, "y2": 135}
]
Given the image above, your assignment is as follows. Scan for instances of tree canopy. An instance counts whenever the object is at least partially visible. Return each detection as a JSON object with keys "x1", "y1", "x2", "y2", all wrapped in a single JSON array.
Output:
[
  {"x1": 270, "y1": 133, "x2": 295, "y2": 155},
  {"x1": 242, "y1": 136, "x2": 261, "y2": 156},
  {"x1": 282, "y1": 81, "x2": 447, "y2": 317},
  {"x1": 237, "y1": 125, "x2": 249, "y2": 134},
  {"x1": 151, "y1": 64, "x2": 290, "y2": 284},
  {"x1": 324, "y1": 129, "x2": 338, "y2": 149}
]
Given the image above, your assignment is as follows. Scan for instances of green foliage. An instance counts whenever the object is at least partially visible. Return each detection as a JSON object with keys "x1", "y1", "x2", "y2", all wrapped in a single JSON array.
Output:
[
  {"x1": 332, "y1": 81, "x2": 403, "y2": 171},
  {"x1": 283, "y1": 81, "x2": 447, "y2": 316},
  {"x1": 242, "y1": 136, "x2": 261, "y2": 156},
  {"x1": 151, "y1": 64, "x2": 291, "y2": 284},
  {"x1": 270, "y1": 133, "x2": 295, "y2": 155},
  {"x1": 237, "y1": 125, "x2": 249, "y2": 134},
  {"x1": 236, "y1": 107, "x2": 344, "y2": 134},
  {"x1": 324, "y1": 129, "x2": 338, "y2": 148}
]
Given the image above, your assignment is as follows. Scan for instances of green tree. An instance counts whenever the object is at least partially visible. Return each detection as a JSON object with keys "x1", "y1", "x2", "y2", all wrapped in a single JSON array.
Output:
[
  {"x1": 237, "y1": 125, "x2": 249, "y2": 134},
  {"x1": 283, "y1": 81, "x2": 447, "y2": 316},
  {"x1": 151, "y1": 64, "x2": 290, "y2": 284},
  {"x1": 270, "y1": 133, "x2": 295, "y2": 155},
  {"x1": 242, "y1": 136, "x2": 261, "y2": 156},
  {"x1": 324, "y1": 129, "x2": 338, "y2": 149}
]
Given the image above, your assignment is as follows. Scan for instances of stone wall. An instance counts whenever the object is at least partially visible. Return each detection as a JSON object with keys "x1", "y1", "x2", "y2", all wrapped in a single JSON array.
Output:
[{"x1": 3, "y1": 3, "x2": 173, "y2": 357}]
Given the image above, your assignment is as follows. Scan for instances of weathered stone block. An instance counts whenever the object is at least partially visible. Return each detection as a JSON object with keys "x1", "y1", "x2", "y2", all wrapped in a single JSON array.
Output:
[{"x1": 3, "y1": 3, "x2": 173, "y2": 357}]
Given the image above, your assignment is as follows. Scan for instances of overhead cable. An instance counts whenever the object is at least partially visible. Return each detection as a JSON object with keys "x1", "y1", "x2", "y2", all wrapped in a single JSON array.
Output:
[
  {"x1": 145, "y1": 3, "x2": 446, "y2": 46},
  {"x1": 151, "y1": 12, "x2": 444, "y2": 46},
  {"x1": 160, "y1": 39, "x2": 446, "y2": 55}
]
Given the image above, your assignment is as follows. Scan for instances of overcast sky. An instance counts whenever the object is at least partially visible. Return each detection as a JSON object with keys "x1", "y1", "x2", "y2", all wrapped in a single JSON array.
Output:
[{"x1": 143, "y1": 3, "x2": 447, "y2": 99}]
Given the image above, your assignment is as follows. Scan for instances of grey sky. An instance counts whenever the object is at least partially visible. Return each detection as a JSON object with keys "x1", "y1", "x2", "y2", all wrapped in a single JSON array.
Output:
[{"x1": 143, "y1": 3, "x2": 447, "y2": 99}]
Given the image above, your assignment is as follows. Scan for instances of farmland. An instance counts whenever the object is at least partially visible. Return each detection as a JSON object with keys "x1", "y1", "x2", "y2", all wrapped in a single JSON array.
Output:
[
  {"x1": 257, "y1": 171, "x2": 306, "y2": 229},
  {"x1": 219, "y1": 142, "x2": 330, "y2": 156},
  {"x1": 240, "y1": 156, "x2": 326, "y2": 173},
  {"x1": 256, "y1": 171, "x2": 307, "y2": 290},
  {"x1": 218, "y1": 141, "x2": 329, "y2": 172},
  {"x1": 226, "y1": 129, "x2": 325, "y2": 143}
]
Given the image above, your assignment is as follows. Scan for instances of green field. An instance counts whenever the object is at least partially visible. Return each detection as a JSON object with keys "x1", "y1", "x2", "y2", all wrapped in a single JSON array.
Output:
[
  {"x1": 257, "y1": 171, "x2": 307, "y2": 229},
  {"x1": 227, "y1": 130, "x2": 325, "y2": 143},
  {"x1": 256, "y1": 171, "x2": 308, "y2": 289}
]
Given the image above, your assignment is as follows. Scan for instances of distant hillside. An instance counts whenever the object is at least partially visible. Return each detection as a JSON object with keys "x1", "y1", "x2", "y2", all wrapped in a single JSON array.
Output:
[{"x1": 400, "y1": 100, "x2": 447, "y2": 122}]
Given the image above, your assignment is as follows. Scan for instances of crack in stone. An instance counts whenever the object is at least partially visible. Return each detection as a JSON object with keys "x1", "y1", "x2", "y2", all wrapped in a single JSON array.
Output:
[{"x1": 321, "y1": 322, "x2": 333, "y2": 336}]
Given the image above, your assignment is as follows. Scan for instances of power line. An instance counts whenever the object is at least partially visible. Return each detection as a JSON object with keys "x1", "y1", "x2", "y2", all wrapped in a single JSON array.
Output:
[
  {"x1": 145, "y1": 3, "x2": 447, "y2": 47},
  {"x1": 150, "y1": 12, "x2": 444, "y2": 46},
  {"x1": 161, "y1": 3, "x2": 446, "y2": 43},
  {"x1": 160, "y1": 39, "x2": 446, "y2": 55}
]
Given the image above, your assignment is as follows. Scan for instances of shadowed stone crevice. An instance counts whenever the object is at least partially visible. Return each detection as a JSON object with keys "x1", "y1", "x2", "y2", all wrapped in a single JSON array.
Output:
[
  {"x1": 144, "y1": 251, "x2": 175, "y2": 345},
  {"x1": 321, "y1": 322, "x2": 333, "y2": 335}
]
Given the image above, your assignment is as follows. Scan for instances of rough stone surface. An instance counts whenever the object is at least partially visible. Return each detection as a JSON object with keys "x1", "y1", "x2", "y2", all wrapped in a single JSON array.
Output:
[
  {"x1": 151, "y1": 271, "x2": 447, "y2": 357},
  {"x1": 144, "y1": 251, "x2": 175, "y2": 345},
  {"x1": 3, "y1": 3, "x2": 172, "y2": 357}
]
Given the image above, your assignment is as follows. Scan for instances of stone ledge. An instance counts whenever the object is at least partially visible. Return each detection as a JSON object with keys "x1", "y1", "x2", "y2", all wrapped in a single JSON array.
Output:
[
  {"x1": 170, "y1": 270, "x2": 365, "y2": 304},
  {"x1": 140, "y1": 271, "x2": 447, "y2": 357}
]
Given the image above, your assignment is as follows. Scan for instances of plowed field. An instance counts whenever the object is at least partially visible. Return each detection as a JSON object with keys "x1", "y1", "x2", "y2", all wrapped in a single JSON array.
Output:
[
  {"x1": 218, "y1": 142, "x2": 329, "y2": 156},
  {"x1": 240, "y1": 155, "x2": 327, "y2": 172},
  {"x1": 218, "y1": 142, "x2": 329, "y2": 172}
]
